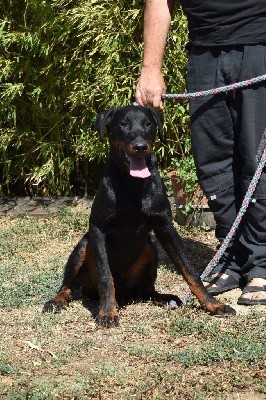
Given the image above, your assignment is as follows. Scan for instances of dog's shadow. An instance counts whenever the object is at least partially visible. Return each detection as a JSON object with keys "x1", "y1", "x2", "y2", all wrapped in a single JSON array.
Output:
[
  {"x1": 72, "y1": 236, "x2": 215, "y2": 321},
  {"x1": 156, "y1": 236, "x2": 215, "y2": 275}
]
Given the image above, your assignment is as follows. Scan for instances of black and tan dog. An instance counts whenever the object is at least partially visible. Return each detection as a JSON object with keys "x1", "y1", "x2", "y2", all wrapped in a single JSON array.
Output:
[{"x1": 43, "y1": 105, "x2": 235, "y2": 326}]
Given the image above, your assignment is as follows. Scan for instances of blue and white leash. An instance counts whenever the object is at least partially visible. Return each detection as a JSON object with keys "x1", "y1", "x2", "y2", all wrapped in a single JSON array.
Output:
[{"x1": 164, "y1": 73, "x2": 266, "y2": 100}]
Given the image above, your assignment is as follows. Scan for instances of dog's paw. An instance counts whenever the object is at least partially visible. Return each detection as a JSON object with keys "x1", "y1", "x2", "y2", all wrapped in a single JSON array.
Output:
[
  {"x1": 208, "y1": 303, "x2": 236, "y2": 317},
  {"x1": 96, "y1": 315, "x2": 119, "y2": 328},
  {"x1": 152, "y1": 292, "x2": 183, "y2": 308},
  {"x1": 42, "y1": 300, "x2": 67, "y2": 314}
]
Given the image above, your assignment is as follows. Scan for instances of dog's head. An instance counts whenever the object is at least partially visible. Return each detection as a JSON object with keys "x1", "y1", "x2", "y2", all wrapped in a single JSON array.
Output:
[{"x1": 95, "y1": 105, "x2": 163, "y2": 178}]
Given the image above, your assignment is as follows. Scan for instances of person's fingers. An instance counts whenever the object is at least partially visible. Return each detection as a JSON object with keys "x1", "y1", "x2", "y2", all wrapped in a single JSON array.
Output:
[
  {"x1": 135, "y1": 87, "x2": 146, "y2": 106},
  {"x1": 135, "y1": 71, "x2": 165, "y2": 110},
  {"x1": 135, "y1": 87, "x2": 164, "y2": 109},
  {"x1": 152, "y1": 94, "x2": 164, "y2": 111}
]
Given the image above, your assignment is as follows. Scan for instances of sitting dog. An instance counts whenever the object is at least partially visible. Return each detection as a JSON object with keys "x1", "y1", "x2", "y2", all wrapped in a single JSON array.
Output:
[{"x1": 43, "y1": 105, "x2": 235, "y2": 326}]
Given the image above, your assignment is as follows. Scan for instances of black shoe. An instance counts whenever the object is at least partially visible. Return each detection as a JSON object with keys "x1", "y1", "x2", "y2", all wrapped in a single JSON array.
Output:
[{"x1": 203, "y1": 274, "x2": 240, "y2": 295}]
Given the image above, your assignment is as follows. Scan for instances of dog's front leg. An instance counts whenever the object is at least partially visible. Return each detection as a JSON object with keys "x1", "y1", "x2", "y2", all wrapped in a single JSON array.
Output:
[
  {"x1": 154, "y1": 223, "x2": 235, "y2": 316},
  {"x1": 89, "y1": 223, "x2": 119, "y2": 327}
]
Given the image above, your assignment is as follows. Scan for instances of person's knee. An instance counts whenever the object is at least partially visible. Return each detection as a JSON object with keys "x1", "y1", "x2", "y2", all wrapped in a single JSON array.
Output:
[
  {"x1": 199, "y1": 174, "x2": 240, "y2": 240},
  {"x1": 243, "y1": 199, "x2": 266, "y2": 242}
]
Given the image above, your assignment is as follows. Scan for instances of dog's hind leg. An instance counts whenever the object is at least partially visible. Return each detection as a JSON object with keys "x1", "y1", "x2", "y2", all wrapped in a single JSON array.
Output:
[
  {"x1": 119, "y1": 241, "x2": 158, "y2": 300},
  {"x1": 151, "y1": 291, "x2": 183, "y2": 308},
  {"x1": 122, "y1": 240, "x2": 182, "y2": 307},
  {"x1": 43, "y1": 233, "x2": 94, "y2": 313}
]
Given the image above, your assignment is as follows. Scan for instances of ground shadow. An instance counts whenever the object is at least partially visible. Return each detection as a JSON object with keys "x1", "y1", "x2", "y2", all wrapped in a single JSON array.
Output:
[{"x1": 156, "y1": 235, "x2": 216, "y2": 275}]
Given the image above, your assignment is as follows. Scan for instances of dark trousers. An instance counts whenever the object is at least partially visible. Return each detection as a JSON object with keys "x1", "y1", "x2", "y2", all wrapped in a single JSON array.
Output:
[{"x1": 186, "y1": 44, "x2": 266, "y2": 282}]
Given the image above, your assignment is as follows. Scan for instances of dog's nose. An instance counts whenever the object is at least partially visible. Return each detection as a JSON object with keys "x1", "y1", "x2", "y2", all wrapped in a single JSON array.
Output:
[{"x1": 133, "y1": 143, "x2": 148, "y2": 153}]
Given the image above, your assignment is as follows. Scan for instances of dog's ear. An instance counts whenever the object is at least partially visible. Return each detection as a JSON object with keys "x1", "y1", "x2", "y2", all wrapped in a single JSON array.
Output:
[
  {"x1": 147, "y1": 107, "x2": 164, "y2": 141},
  {"x1": 95, "y1": 108, "x2": 118, "y2": 139}
]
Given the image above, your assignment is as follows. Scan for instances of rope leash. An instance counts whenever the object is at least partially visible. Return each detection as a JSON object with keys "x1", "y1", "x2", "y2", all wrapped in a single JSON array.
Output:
[
  {"x1": 163, "y1": 73, "x2": 266, "y2": 100},
  {"x1": 161, "y1": 73, "x2": 266, "y2": 304}
]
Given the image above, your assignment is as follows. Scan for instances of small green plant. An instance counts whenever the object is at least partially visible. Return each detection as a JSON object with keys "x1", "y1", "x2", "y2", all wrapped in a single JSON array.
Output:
[{"x1": 170, "y1": 155, "x2": 198, "y2": 197}]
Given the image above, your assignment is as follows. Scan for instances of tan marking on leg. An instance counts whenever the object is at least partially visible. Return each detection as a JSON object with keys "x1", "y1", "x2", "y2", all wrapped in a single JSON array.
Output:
[{"x1": 125, "y1": 243, "x2": 157, "y2": 285}]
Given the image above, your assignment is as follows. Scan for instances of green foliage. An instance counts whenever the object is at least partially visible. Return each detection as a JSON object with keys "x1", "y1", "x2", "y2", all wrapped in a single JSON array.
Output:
[
  {"x1": 170, "y1": 154, "x2": 198, "y2": 195},
  {"x1": 125, "y1": 314, "x2": 266, "y2": 369},
  {"x1": 0, "y1": 0, "x2": 189, "y2": 196},
  {"x1": 0, "y1": 354, "x2": 21, "y2": 376},
  {"x1": 172, "y1": 331, "x2": 266, "y2": 368},
  {"x1": 169, "y1": 315, "x2": 266, "y2": 367}
]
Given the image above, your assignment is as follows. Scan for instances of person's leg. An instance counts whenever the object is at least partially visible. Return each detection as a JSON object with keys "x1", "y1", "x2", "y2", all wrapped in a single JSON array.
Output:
[
  {"x1": 236, "y1": 201, "x2": 266, "y2": 304},
  {"x1": 186, "y1": 46, "x2": 247, "y2": 289},
  {"x1": 187, "y1": 45, "x2": 266, "y2": 301},
  {"x1": 233, "y1": 44, "x2": 266, "y2": 303},
  {"x1": 187, "y1": 46, "x2": 245, "y2": 237}
]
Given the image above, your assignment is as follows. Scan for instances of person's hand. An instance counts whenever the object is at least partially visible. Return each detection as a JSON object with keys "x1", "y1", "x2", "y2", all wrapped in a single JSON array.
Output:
[{"x1": 135, "y1": 67, "x2": 166, "y2": 110}]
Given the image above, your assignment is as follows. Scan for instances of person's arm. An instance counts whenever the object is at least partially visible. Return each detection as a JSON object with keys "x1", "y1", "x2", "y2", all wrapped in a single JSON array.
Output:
[{"x1": 135, "y1": 0, "x2": 175, "y2": 110}]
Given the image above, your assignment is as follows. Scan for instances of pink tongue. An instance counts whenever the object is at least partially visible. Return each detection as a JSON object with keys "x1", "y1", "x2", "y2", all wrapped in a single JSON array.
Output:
[{"x1": 129, "y1": 157, "x2": 151, "y2": 178}]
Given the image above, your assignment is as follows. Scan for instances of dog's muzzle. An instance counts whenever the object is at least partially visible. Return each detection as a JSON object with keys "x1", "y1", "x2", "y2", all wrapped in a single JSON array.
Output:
[{"x1": 126, "y1": 142, "x2": 151, "y2": 179}]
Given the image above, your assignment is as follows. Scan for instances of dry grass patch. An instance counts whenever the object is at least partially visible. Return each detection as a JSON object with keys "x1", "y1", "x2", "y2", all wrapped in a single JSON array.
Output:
[{"x1": 0, "y1": 210, "x2": 265, "y2": 399}]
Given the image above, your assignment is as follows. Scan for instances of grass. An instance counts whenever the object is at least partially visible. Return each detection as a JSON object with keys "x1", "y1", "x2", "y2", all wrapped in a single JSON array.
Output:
[{"x1": 0, "y1": 209, "x2": 265, "y2": 399}]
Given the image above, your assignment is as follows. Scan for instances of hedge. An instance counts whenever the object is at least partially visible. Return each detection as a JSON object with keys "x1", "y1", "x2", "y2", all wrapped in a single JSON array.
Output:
[{"x1": 0, "y1": 0, "x2": 189, "y2": 196}]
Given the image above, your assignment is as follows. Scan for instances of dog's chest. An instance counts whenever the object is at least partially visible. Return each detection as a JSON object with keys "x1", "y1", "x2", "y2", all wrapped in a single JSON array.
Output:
[
  {"x1": 115, "y1": 178, "x2": 164, "y2": 216},
  {"x1": 92, "y1": 167, "x2": 170, "y2": 230}
]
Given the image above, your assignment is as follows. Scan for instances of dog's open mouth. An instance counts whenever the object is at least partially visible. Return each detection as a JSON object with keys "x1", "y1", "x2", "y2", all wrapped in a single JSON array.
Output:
[{"x1": 128, "y1": 156, "x2": 151, "y2": 178}]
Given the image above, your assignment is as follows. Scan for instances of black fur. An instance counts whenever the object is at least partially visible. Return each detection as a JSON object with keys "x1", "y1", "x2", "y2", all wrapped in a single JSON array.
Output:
[{"x1": 43, "y1": 105, "x2": 235, "y2": 327}]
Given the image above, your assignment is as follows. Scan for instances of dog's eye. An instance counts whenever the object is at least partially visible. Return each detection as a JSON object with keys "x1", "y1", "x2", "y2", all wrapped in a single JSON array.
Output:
[{"x1": 145, "y1": 121, "x2": 152, "y2": 128}]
